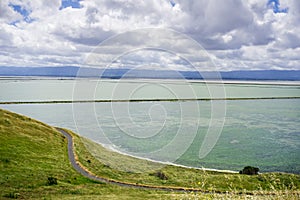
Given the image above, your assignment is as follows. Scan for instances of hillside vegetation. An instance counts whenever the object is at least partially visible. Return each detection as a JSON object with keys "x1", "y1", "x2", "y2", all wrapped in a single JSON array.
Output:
[{"x1": 0, "y1": 108, "x2": 299, "y2": 199}]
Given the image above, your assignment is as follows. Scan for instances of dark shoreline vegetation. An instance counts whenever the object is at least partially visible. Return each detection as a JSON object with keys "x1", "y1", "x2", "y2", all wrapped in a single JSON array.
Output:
[
  {"x1": 0, "y1": 109, "x2": 300, "y2": 199},
  {"x1": 1, "y1": 96, "x2": 300, "y2": 105}
]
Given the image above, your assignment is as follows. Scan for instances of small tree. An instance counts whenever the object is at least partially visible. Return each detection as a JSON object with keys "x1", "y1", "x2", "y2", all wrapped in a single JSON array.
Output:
[{"x1": 239, "y1": 166, "x2": 259, "y2": 175}]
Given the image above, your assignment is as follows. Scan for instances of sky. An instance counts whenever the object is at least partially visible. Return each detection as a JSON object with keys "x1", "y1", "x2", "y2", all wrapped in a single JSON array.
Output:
[{"x1": 0, "y1": 0, "x2": 299, "y2": 71}]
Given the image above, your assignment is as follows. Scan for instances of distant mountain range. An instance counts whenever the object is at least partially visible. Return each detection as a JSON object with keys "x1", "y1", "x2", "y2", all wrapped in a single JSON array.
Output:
[{"x1": 0, "y1": 66, "x2": 300, "y2": 81}]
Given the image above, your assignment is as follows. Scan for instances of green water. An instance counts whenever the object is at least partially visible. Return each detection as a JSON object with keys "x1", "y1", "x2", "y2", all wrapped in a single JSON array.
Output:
[{"x1": 0, "y1": 79, "x2": 299, "y2": 173}]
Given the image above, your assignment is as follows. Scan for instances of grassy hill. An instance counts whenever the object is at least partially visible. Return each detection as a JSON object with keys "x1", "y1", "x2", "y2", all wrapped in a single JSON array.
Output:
[{"x1": 0, "y1": 108, "x2": 299, "y2": 199}]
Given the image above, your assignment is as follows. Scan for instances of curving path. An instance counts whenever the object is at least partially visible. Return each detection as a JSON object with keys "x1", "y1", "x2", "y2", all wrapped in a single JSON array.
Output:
[{"x1": 55, "y1": 127, "x2": 222, "y2": 193}]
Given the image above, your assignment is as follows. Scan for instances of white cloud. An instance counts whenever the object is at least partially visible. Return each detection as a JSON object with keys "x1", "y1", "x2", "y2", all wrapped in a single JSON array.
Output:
[{"x1": 0, "y1": 0, "x2": 299, "y2": 70}]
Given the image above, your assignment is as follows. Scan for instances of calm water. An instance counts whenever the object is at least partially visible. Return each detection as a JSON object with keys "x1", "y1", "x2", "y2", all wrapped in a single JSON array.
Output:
[
  {"x1": 1, "y1": 79, "x2": 299, "y2": 173},
  {"x1": 0, "y1": 78, "x2": 299, "y2": 102}
]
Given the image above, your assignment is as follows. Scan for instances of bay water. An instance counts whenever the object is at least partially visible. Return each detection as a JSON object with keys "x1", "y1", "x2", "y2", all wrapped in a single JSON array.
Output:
[{"x1": 1, "y1": 78, "x2": 299, "y2": 173}]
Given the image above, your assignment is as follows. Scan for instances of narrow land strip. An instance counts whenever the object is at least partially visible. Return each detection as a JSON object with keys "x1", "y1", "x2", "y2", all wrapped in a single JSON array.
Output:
[{"x1": 1, "y1": 96, "x2": 300, "y2": 105}]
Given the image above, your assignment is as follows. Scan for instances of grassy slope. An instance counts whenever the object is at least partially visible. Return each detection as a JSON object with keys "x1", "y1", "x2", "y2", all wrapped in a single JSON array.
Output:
[
  {"x1": 0, "y1": 109, "x2": 170, "y2": 199},
  {"x1": 0, "y1": 108, "x2": 299, "y2": 199}
]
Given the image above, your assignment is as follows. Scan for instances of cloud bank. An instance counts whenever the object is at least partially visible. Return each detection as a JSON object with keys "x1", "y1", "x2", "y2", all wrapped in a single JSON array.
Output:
[{"x1": 0, "y1": 0, "x2": 299, "y2": 71}]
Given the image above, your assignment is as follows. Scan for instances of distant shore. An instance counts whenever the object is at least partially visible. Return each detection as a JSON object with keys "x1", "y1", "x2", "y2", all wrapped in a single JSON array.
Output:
[{"x1": 1, "y1": 76, "x2": 300, "y2": 86}]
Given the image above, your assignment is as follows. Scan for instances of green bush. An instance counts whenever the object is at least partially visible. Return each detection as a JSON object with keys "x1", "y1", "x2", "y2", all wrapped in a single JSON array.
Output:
[
  {"x1": 151, "y1": 171, "x2": 168, "y2": 180},
  {"x1": 47, "y1": 176, "x2": 58, "y2": 185},
  {"x1": 239, "y1": 166, "x2": 259, "y2": 175},
  {"x1": 3, "y1": 192, "x2": 20, "y2": 199}
]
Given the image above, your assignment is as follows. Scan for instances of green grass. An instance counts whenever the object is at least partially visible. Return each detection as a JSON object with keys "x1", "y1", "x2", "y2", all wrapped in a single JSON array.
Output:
[
  {"x1": 0, "y1": 109, "x2": 169, "y2": 199},
  {"x1": 0, "y1": 108, "x2": 300, "y2": 199}
]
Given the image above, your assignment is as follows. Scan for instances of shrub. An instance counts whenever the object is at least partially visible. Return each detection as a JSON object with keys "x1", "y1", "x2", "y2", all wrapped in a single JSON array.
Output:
[
  {"x1": 151, "y1": 171, "x2": 168, "y2": 180},
  {"x1": 239, "y1": 166, "x2": 259, "y2": 175},
  {"x1": 47, "y1": 176, "x2": 58, "y2": 185},
  {"x1": 3, "y1": 192, "x2": 20, "y2": 199}
]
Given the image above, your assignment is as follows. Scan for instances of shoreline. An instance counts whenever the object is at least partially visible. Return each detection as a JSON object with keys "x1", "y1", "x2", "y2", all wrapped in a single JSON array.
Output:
[
  {"x1": 1, "y1": 76, "x2": 300, "y2": 86},
  {"x1": 1, "y1": 96, "x2": 300, "y2": 105},
  {"x1": 100, "y1": 143, "x2": 239, "y2": 174},
  {"x1": 97, "y1": 141, "x2": 298, "y2": 175}
]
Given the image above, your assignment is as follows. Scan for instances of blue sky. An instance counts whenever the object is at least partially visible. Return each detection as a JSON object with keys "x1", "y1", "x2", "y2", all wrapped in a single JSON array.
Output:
[
  {"x1": 8, "y1": 3, "x2": 33, "y2": 24},
  {"x1": 0, "y1": 0, "x2": 299, "y2": 71},
  {"x1": 267, "y1": 0, "x2": 289, "y2": 13},
  {"x1": 60, "y1": 0, "x2": 82, "y2": 9}
]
